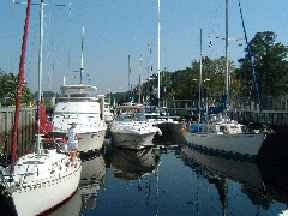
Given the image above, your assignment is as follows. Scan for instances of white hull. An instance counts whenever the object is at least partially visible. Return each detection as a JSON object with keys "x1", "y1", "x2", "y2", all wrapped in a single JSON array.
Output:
[
  {"x1": 48, "y1": 189, "x2": 81, "y2": 216},
  {"x1": 111, "y1": 132, "x2": 156, "y2": 150},
  {"x1": 1, "y1": 151, "x2": 82, "y2": 216},
  {"x1": 52, "y1": 99, "x2": 107, "y2": 152},
  {"x1": 51, "y1": 130, "x2": 105, "y2": 152},
  {"x1": 11, "y1": 167, "x2": 81, "y2": 216},
  {"x1": 78, "y1": 131, "x2": 105, "y2": 152},
  {"x1": 183, "y1": 131, "x2": 265, "y2": 156}
]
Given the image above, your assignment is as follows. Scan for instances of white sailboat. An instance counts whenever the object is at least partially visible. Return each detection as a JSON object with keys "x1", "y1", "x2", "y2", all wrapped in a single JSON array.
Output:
[
  {"x1": 0, "y1": 1, "x2": 81, "y2": 215},
  {"x1": 182, "y1": 7, "x2": 266, "y2": 158},
  {"x1": 51, "y1": 26, "x2": 107, "y2": 152}
]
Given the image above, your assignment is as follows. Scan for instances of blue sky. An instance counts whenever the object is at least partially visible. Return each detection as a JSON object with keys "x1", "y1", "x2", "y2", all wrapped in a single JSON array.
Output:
[{"x1": 1, "y1": 0, "x2": 287, "y2": 95}]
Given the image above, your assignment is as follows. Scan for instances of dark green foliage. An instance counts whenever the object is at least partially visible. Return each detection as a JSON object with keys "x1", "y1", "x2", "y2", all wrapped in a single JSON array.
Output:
[
  {"x1": 239, "y1": 31, "x2": 288, "y2": 96},
  {"x1": 0, "y1": 71, "x2": 33, "y2": 106}
]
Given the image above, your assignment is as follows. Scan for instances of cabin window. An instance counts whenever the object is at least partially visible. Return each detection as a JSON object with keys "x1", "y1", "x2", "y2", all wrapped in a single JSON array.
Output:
[
  {"x1": 55, "y1": 115, "x2": 60, "y2": 118},
  {"x1": 220, "y1": 126, "x2": 225, "y2": 132},
  {"x1": 230, "y1": 125, "x2": 238, "y2": 132},
  {"x1": 199, "y1": 126, "x2": 203, "y2": 132},
  {"x1": 209, "y1": 126, "x2": 216, "y2": 133},
  {"x1": 88, "y1": 116, "x2": 95, "y2": 118}
]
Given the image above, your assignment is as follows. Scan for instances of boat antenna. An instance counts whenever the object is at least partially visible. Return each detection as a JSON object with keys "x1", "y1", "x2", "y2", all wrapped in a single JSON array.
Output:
[{"x1": 80, "y1": 26, "x2": 84, "y2": 84}]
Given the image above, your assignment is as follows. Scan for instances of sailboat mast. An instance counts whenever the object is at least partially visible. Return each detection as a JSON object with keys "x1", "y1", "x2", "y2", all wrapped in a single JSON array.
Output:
[
  {"x1": 148, "y1": 43, "x2": 151, "y2": 102},
  {"x1": 139, "y1": 54, "x2": 142, "y2": 104},
  {"x1": 36, "y1": 0, "x2": 44, "y2": 157},
  {"x1": 11, "y1": 0, "x2": 31, "y2": 165},
  {"x1": 128, "y1": 54, "x2": 130, "y2": 95},
  {"x1": 80, "y1": 26, "x2": 84, "y2": 84},
  {"x1": 226, "y1": 0, "x2": 229, "y2": 110},
  {"x1": 199, "y1": 29, "x2": 203, "y2": 121},
  {"x1": 157, "y1": 0, "x2": 161, "y2": 108}
]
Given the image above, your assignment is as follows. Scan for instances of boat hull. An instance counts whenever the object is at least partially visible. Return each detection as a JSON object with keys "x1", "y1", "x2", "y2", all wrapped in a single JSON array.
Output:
[
  {"x1": 50, "y1": 130, "x2": 105, "y2": 152},
  {"x1": 4, "y1": 165, "x2": 81, "y2": 216},
  {"x1": 183, "y1": 131, "x2": 266, "y2": 157},
  {"x1": 111, "y1": 132, "x2": 156, "y2": 150}
]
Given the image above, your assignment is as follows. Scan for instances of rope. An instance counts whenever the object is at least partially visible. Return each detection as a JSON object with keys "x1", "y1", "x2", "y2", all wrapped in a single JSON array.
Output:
[{"x1": 238, "y1": 0, "x2": 265, "y2": 128}]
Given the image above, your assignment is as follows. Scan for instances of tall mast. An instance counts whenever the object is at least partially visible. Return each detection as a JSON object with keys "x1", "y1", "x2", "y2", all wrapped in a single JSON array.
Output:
[
  {"x1": 157, "y1": 0, "x2": 161, "y2": 108},
  {"x1": 11, "y1": 0, "x2": 31, "y2": 165},
  {"x1": 128, "y1": 54, "x2": 130, "y2": 93},
  {"x1": 148, "y1": 43, "x2": 151, "y2": 101},
  {"x1": 226, "y1": 0, "x2": 229, "y2": 110},
  {"x1": 36, "y1": 0, "x2": 44, "y2": 157},
  {"x1": 199, "y1": 29, "x2": 203, "y2": 121},
  {"x1": 139, "y1": 54, "x2": 142, "y2": 104},
  {"x1": 80, "y1": 26, "x2": 84, "y2": 84}
]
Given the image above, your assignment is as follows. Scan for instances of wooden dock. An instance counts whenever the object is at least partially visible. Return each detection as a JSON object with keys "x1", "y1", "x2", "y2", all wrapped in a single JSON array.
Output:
[{"x1": 0, "y1": 107, "x2": 36, "y2": 161}]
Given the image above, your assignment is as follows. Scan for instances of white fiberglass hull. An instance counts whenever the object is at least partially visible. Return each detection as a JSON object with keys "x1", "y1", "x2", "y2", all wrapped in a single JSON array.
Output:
[
  {"x1": 11, "y1": 167, "x2": 81, "y2": 216},
  {"x1": 78, "y1": 131, "x2": 105, "y2": 152},
  {"x1": 183, "y1": 131, "x2": 266, "y2": 157},
  {"x1": 111, "y1": 132, "x2": 156, "y2": 150},
  {"x1": 1, "y1": 151, "x2": 81, "y2": 216},
  {"x1": 51, "y1": 130, "x2": 105, "y2": 152}
]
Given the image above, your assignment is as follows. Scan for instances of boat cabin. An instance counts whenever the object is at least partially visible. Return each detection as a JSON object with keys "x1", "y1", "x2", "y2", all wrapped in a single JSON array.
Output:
[{"x1": 58, "y1": 85, "x2": 98, "y2": 102}]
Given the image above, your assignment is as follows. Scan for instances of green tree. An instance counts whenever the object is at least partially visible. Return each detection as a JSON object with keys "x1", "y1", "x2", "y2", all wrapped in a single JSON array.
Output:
[
  {"x1": 0, "y1": 71, "x2": 33, "y2": 106},
  {"x1": 242, "y1": 31, "x2": 288, "y2": 96}
]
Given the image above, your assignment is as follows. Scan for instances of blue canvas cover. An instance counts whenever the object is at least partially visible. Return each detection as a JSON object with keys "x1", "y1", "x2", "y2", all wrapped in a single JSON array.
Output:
[{"x1": 188, "y1": 124, "x2": 199, "y2": 133}]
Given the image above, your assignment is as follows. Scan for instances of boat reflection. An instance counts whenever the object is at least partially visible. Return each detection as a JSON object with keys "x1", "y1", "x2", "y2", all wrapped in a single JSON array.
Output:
[
  {"x1": 79, "y1": 154, "x2": 107, "y2": 211},
  {"x1": 109, "y1": 147, "x2": 161, "y2": 180},
  {"x1": 46, "y1": 153, "x2": 107, "y2": 215},
  {"x1": 181, "y1": 144, "x2": 288, "y2": 214}
]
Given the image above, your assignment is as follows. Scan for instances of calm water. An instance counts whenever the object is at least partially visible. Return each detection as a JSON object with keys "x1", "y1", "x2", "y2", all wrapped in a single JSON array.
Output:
[
  {"x1": 3, "y1": 133, "x2": 288, "y2": 216},
  {"x1": 44, "y1": 133, "x2": 288, "y2": 216}
]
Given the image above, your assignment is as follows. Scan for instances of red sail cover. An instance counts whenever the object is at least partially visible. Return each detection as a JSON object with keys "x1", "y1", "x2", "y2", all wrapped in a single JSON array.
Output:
[{"x1": 35, "y1": 102, "x2": 53, "y2": 135}]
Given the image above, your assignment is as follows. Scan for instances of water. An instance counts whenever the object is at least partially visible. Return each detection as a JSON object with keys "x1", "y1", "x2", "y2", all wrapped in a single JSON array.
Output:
[{"x1": 3, "y1": 134, "x2": 288, "y2": 216}]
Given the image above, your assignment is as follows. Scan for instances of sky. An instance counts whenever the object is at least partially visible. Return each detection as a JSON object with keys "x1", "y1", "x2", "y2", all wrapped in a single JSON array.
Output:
[{"x1": 1, "y1": 0, "x2": 288, "y2": 95}]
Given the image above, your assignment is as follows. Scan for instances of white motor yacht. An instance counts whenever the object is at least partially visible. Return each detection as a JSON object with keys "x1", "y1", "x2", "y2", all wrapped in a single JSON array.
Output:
[
  {"x1": 51, "y1": 27, "x2": 106, "y2": 152},
  {"x1": 110, "y1": 105, "x2": 161, "y2": 150},
  {"x1": 51, "y1": 84, "x2": 106, "y2": 152}
]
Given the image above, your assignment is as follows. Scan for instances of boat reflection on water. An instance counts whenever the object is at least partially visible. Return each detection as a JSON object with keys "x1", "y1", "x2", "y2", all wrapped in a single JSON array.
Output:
[
  {"x1": 46, "y1": 153, "x2": 107, "y2": 216},
  {"x1": 79, "y1": 154, "x2": 107, "y2": 211},
  {"x1": 181, "y1": 144, "x2": 288, "y2": 215},
  {"x1": 109, "y1": 147, "x2": 161, "y2": 180}
]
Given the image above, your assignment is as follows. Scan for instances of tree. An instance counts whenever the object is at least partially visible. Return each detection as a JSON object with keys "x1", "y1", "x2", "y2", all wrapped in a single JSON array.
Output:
[
  {"x1": 0, "y1": 71, "x2": 33, "y2": 106},
  {"x1": 242, "y1": 31, "x2": 288, "y2": 96}
]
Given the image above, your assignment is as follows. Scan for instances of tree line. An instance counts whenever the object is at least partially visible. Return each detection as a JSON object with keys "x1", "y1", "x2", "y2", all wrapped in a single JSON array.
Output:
[
  {"x1": 115, "y1": 31, "x2": 288, "y2": 107},
  {"x1": 2, "y1": 31, "x2": 288, "y2": 107}
]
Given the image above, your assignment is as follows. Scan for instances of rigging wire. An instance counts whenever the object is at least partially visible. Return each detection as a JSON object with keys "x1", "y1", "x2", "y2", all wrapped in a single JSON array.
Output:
[{"x1": 237, "y1": 0, "x2": 265, "y2": 128}]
